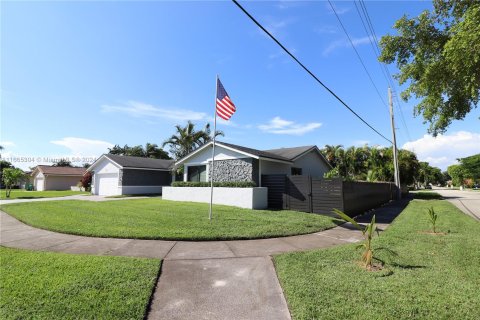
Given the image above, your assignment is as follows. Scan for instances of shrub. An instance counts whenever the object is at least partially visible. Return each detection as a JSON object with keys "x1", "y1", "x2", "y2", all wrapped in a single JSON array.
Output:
[
  {"x1": 171, "y1": 181, "x2": 256, "y2": 188},
  {"x1": 427, "y1": 207, "x2": 438, "y2": 233},
  {"x1": 80, "y1": 172, "x2": 92, "y2": 191}
]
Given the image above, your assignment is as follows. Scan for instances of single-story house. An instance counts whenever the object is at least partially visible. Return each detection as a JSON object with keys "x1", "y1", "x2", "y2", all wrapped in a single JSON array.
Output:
[
  {"x1": 87, "y1": 154, "x2": 174, "y2": 196},
  {"x1": 32, "y1": 166, "x2": 86, "y2": 191},
  {"x1": 175, "y1": 141, "x2": 331, "y2": 186}
]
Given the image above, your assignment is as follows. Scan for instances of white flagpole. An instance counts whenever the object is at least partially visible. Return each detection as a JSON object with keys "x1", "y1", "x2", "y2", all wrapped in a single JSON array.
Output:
[{"x1": 209, "y1": 75, "x2": 218, "y2": 220}]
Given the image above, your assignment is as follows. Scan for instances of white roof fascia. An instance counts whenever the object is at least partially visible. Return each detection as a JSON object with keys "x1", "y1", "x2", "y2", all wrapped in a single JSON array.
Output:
[
  {"x1": 87, "y1": 155, "x2": 122, "y2": 172},
  {"x1": 175, "y1": 142, "x2": 260, "y2": 166}
]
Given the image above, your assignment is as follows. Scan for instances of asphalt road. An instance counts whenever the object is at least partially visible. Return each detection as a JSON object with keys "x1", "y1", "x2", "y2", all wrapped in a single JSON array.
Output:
[{"x1": 431, "y1": 187, "x2": 480, "y2": 221}]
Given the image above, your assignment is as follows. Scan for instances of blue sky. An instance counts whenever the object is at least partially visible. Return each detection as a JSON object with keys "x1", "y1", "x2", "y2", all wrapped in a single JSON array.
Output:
[{"x1": 1, "y1": 1, "x2": 479, "y2": 170}]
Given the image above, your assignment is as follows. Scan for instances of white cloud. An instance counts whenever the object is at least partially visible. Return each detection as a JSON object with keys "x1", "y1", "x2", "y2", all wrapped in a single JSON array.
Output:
[
  {"x1": 402, "y1": 131, "x2": 480, "y2": 170},
  {"x1": 258, "y1": 116, "x2": 322, "y2": 136},
  {"x1": 323, "y1": 36, "x2": 372, "y2": 56},
  {"x1": 0, "y1": 141, "x2": 15, "y2": 147},
  {"x1": 101, "y1": 101, "x2": 207, "y2": 122},
  {"x1": 51, "y1": 137, "x2": 114, "y2": 156}
]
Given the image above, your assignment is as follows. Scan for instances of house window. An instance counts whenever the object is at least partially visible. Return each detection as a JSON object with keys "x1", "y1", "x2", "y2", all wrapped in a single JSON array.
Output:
[
  {"x1": 291, "y1": 167, "x2": 302, "y2": 175},
  {"x1": 187, "y1": 165, "x2": 207, "y2": 182}
]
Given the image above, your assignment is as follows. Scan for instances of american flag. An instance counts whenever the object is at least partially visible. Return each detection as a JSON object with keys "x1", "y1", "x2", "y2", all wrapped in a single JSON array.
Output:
[{"x1": 216, "y1": 78, "x2": 236, "y2": 120}]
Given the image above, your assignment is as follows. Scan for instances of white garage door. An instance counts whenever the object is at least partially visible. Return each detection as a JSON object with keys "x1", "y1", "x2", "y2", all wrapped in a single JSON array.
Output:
[
  {"x1": 35, "y1": 177, "x2": 44, "y2": 191},
  {"x1": 95, "y1": 173, "x2": 119, "y2": 196}
]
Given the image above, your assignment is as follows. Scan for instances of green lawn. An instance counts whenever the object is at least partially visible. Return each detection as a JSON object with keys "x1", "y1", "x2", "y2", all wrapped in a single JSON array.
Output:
[
  {"x1": 274, "y1": 197, "x2": 480, "y2": 319},
  {"x1": 0, "y1": 190, "x2": 89, "y2": 200},
  {"x1": 0, "y1": 198, "x2": 339, "y2": 240},
  {"x1": 0, "y1": 247, "x2": 160, "y2": 319}
]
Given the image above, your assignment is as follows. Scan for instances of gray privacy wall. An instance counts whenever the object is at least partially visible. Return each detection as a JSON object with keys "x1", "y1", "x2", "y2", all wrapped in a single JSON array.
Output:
[
  {"x1": 120, "y1": 169, "x2": 172, "y2": 186},
  {"x1": 208, "y1": 158, "x2": 258, "y2": 185}
]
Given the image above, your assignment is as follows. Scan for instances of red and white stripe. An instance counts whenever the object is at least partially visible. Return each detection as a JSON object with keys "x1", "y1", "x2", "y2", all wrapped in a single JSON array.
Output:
[{"x1": 216, "y1": 96, "x2": 236, "y2": 120}]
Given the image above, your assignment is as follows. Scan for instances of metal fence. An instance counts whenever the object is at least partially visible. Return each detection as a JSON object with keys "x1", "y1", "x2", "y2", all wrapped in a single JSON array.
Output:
[{"x1": 262, "y1": 175, "x2": 398, "y2": 217}]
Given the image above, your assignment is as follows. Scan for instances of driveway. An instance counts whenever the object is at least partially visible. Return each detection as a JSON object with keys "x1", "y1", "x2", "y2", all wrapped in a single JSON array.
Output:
[{"x1": 432, "y1": 187, "x2": 480, "y2": 221}]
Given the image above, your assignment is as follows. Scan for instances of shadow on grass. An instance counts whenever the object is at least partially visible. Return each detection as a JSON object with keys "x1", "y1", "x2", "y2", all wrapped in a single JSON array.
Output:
[
  {"x1": 1, "y1": 196, "x2": 46, "y2": 200},
  {"x1": 413, "y1": 192, "x2": 443, "y2": 200},
  {"x1": 390, "y1": 263, "x2": 427, "y2": 270}
]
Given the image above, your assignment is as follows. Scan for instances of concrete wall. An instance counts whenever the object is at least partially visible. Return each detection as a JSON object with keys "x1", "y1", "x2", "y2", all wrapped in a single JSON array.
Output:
[
  {"x1": 162, "y1": 187, "x2": 268, "y2": 209},
  {"x1": 45, "y1": 176, "x2": 82, "y2": 190},
  {"x1": 293, "y1": 151, "x2": 330, "y2": 178}
]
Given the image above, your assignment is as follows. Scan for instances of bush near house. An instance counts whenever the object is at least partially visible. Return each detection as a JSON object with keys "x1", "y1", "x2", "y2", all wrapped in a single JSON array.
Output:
[{"x1": 171, "y1": 181, "x2": 256, "y2": 188}]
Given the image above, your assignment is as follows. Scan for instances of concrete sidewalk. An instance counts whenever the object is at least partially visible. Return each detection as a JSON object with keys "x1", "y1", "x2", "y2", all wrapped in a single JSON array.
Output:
[{"x1": 0, "y1": 198, "x2": 409, "y2": 320}]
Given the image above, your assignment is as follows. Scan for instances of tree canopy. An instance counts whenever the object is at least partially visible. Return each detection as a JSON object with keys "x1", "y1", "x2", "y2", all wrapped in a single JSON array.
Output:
[
  {"x1": 458, "y1": 153, "x2": 480, "y2": 180},
  {"x1": 321, "y1": 144, "x2": 442, "y2": 186},
  {"x1": 52, "y1": 159, "x2": 73, "y2": 167},
  {"x1": 163, "y1": 121, "x2": 224, "y2": 160},
  {"x1": 108, "y1": 143, "x2": 171, "y2": 160},
  {"x1": 379, "y1": 0, "x2": 480, "y2": 135},
  {"x1": 2, "y1": 168, "x2": 25, "y2": 198}
]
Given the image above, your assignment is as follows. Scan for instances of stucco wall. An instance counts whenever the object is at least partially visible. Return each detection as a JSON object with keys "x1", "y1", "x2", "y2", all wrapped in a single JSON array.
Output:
[
  {"x1": 45, "y1": 176, "x2": 82, "y2": 190},
  {"x1": 260, "y1": 160, "x2": 291, "y2": 175},
  {"x1": 162, "y1": 187, "x2": 268, "y2": 209},
  {"x1": 293, "y1": 151, "x2": 330, "y2": 178},
  {"x1": 208, "y1": 158, "x2": 255, "y2": 183},
  {"x1": 94, "y1": 159, "x2": 120, "y2": 175}
]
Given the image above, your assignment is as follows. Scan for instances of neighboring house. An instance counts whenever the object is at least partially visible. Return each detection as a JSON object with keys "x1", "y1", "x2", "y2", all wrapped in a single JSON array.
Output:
[
  {"x1": 20, "y1": 171, "x2": 33, "y2": 189},
  {"x1": 32, "y1": 166, "x2": 86, "y2": 191},
  {"x1": 87, "y1": 154, "x2": 174, "y2": 196},
  {"x1": 175, "y1": 141, "x2": 331, "y2": 186}
]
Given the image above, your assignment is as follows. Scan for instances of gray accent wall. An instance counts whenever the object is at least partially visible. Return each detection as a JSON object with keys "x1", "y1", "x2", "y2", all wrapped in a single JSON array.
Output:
[
  {"x1": 208, "y1": 158, "x2": 255, "y2": 183},
  {"x1": 121, "y1": 169, "x2": 172, "y2": 186}
]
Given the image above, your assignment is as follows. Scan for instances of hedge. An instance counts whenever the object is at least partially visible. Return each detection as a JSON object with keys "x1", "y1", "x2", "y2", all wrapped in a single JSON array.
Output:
[{"x1": 171, "y1": 181, "x2": 257, "y2": 188}]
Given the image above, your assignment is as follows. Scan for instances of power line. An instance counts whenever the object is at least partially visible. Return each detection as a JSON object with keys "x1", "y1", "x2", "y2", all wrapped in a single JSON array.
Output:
[
  {"x1": 231, "y1": 0, "x2": 393, "y2": 144},
  {"x1": 355, "y1": 0, "x2": 413, "y2": 144},
  {"x1": 327, "y1": 0, "x2": 389, "y2": 117}
]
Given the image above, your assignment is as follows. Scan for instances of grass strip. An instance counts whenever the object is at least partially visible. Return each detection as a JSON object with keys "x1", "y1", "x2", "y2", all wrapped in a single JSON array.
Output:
[
  {"x1": 0, "y1": 247, "x2": 161, "y2": 319},
  {"x1": 274, "y1": 198, "x2": 480, "y2": 319}
]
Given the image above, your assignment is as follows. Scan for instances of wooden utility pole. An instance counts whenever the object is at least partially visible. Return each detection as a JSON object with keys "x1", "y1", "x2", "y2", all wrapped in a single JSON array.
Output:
[{"x1": 389, "y1": 87, "x2": 401, "y2": 200}]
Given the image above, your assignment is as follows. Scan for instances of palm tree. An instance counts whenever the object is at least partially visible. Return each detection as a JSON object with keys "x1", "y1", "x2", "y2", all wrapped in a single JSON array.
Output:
[
  {"x1": 322, "y1": 144, "x2": 343, "y2": 167},
  {"x1": 163, "y1": 121, "x2": 224, "y2": 160}
]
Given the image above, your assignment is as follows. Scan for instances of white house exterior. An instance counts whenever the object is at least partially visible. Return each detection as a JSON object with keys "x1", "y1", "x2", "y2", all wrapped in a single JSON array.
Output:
[
  {"x1": 31, "y1": 166, "x2": 86, "y2": 191},
  {"x1": 174, "y1": 141, "x2": 331, "y2": 186},
  {"x1": 87, "y1": 154, "x2": 174, "y2": 196}
]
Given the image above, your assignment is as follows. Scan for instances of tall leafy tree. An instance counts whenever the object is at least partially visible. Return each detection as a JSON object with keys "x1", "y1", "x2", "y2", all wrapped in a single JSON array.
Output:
[
  {"x1": 52, "y1": 159, "x2": 73, "y2": 167},
  {"x1": 458, "y1": 154, "x2": 480, "y2": 180},
  {"x1": 163, "y1": 121, "x2": 224, "y2": 160},
  {"x1": 379, "y1": 0, "x2": 480, "y2": 135},
  {"x1": 2, "y1": 168, "x2": 25, "y2": 198},
  {"x1": 107, "y1": 143, "x2": 170, "y2": 159},
  {"x1": 447, "y1": 164, "x2": 466, "y2": 186}
]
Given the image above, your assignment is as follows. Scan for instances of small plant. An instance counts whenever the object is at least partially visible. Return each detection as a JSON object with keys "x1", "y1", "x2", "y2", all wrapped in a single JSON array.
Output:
[
  {"x1": 427, "y1": 207, "x2": 438, "y2": 233},
  {"x1": 333, "y1": 209, "x2": 379, "y2": 270}
]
